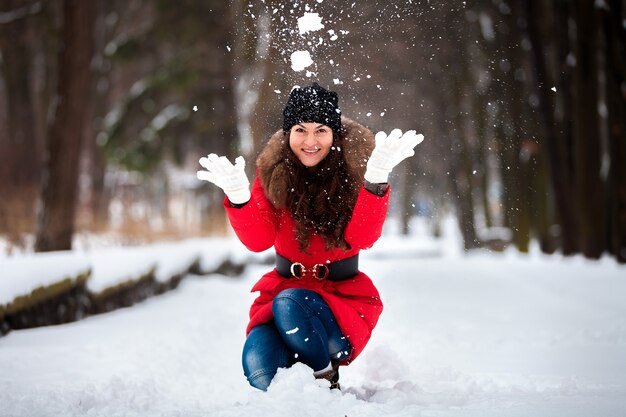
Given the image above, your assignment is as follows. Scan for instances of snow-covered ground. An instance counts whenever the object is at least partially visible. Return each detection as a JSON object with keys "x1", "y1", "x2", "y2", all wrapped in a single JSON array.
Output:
[{"x1": 1, "y1": 227, "x2": 625, "y2": 417}]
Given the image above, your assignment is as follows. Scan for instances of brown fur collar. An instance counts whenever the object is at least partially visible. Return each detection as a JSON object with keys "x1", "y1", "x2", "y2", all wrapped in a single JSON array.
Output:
[{"x1": 256, "y1": 116, "x2": 375, "y2": 208}]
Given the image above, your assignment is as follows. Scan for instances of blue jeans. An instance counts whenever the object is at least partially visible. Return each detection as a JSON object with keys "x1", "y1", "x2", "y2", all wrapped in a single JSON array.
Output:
[{"x1": 242, "y1": 288, "x2": 352, "y2": 390}]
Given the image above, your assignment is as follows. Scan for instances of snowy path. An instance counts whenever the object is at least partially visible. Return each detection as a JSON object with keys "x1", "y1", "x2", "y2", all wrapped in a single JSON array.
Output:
[{"x1": 1, "y1": 248, "x2": 625, "y2": 417}]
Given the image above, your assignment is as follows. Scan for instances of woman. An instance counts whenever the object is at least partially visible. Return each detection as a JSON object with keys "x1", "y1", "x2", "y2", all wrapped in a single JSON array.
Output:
[{"x1": 197, "y1": 83, "x2": 422, "y2": 391}]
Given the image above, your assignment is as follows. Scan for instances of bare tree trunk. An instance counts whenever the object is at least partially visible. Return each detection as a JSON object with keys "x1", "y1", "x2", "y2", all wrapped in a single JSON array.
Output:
[
  {"x1": 504, "y1": 71, "x2": 533, "y2": 253},
  {"x1": 230, "y1": 0, "x2": 262, "y2": 165},
  {"x1": 35, "y1": 0, "x2": 95, "y2": 252},
  {"x1": 494, "y1": 66, "x2": 532, "y2": 253},
  {"x1": 439, "y1": 5, "x2": 480, "y2": 251},
  {"x1": 82, "y1": 0, "x2": 113, "y2": 231},
  {"x1": 450, "y1": 162, "x2": 480, "y2": 250},
  {"x1": 474, "y1": 92, "x2": 493, "y2": 230},
  {"x1": 399, "y1": 164, "x2": 414, "y2": 235},
  {"x1": 601, "y1": 0, "x2": 626, "y2": 263},
  {"x1": 572, "y1": 0, "x2": 606, "y2": 259},
  {"x1": 450, "y1": 84, "x2": 480, "y2": 250},
  {"x1": 529, "y1": 142, "x2": 556, "y2": 253},
  {"x1": 0, "y1": 0, "x2": 42, "y2": 240},
  {"x1": 249, "y1": 44, "x2": 279, "y2": 157},
  {"x1": 214, "y1": 0, "x2": 238, "y2": 157},
  {"x1": 554, "y1": 0, "x2": 575, "y2": 186},
  {"x1": 525, "y1": 0, "x2": 579, "y2": 255}
]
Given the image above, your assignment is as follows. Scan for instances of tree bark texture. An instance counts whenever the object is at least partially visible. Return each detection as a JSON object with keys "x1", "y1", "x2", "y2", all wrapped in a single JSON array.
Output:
[
  {"x1": 525, "y1": 0, "x2": 579, "y2": 255},
  {"x1": 0, "y1": 0, "x2": 41, "y2": 237},
  {"x1": 0, "y1": 1, "x2": 39, "y2": 185},
  {"x1": 572, "y1": 0, "x2": 606, "y2": 259},
  {"x1": 602, "y1": 0, "x2": 626, "y2": 263},
  {"x1": 35, "y1": 0, "x2": 96, "y2": 252},
  {"x1": 451, "y1": 88, "x2": 479, "y2": 250}
]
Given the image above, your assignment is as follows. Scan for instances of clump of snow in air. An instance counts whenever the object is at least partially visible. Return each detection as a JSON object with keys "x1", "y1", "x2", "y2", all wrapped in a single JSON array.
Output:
[
  {"x1": 289, "y1": 12, "x2": 326, "y2": 74},
  {"x1": 285, "y1": 327, "x2": 299, "y2": 335},
  {"x1": 298, "y1": 12, "x2": 324, "y2": 35},
  {"x1": 291, "y1": 50, "x2": 314, "y2": 72}
]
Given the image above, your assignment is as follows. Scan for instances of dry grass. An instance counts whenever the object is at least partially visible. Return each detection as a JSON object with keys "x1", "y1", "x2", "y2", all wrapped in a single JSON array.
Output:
[
  {"x1": 0, "y1": 186, "x2": 38, "y2": 253},
  {"x1": 2, "y1": 196, "x2": 230, "y2": 253}
]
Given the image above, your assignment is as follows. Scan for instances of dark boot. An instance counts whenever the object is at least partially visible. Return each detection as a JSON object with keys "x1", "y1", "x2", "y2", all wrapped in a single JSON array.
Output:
[{"x1": 315, "y1": 361, "x2": 341, "y2": 390}]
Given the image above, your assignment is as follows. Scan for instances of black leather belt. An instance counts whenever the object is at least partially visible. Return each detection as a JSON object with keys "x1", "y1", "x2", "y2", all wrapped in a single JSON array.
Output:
[{"x1": 276, "y1": 253, "x2": 359, "y2": 281}]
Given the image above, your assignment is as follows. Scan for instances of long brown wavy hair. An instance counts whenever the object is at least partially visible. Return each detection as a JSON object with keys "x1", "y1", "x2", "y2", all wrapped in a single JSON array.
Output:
[
  {"x1": 284, "y1": 132, "x2": 359, "y2": 251},
  {"x1": 257, "y1": 117, "x2": 374, "y2": 252}
]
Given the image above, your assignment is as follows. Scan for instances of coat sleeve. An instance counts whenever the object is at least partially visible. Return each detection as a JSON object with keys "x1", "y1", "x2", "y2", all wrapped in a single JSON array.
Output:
[
  {"x1": 224, "y1": 177, "x2": 277, "y2": 252},
  {"x1": 344, "y1": 185, "x2": 390, "y2": 250}
]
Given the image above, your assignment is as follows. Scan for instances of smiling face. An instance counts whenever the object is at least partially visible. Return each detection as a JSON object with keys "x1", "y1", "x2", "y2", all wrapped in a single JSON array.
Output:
[{"x1": 288, "y1": 122, "x2": 334, "y2": 167}]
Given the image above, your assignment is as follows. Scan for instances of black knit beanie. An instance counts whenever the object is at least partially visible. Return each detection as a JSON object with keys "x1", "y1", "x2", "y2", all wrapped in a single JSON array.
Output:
[{"x1": 282, "y1": 83, "x2": 342, "y2": 134}]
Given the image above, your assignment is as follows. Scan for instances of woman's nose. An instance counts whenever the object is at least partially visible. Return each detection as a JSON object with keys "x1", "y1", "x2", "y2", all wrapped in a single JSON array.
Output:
[{"x1": 303, "y1": 133, "x2": 317, "y2": 145}]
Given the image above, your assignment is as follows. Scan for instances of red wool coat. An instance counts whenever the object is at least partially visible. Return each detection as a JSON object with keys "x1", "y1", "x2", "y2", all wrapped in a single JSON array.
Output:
[{"x1": 225, "y1": 177, "x2": 389, "y2": 362}]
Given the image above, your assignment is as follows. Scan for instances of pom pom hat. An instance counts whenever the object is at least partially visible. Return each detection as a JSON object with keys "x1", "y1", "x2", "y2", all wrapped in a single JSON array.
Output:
[{"x1": 283, "y1": 83, "x2": 342, "y2": 134}]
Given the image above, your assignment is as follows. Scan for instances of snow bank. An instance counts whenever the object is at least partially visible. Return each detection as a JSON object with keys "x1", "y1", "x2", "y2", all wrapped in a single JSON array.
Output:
[
  {"x1": 147, "y1": 241, "x2": 201, "y2": 284},
  {"x1": 0, "y1": 237, "x2": 262, "y2": 334},
  {"x1": 1, "y1": 248, "x2": 624, "y2": 416},
  {"x1": 87, "y1": 239, "x2": 219, "y2": 291},
  {"x1": 0, "y1": 238, "x2": 249, "y2": 304},
  {"x1": 87, "y1": 247, "x2": 157, "y2": 293},
  {"x1": 0, "y1": 251, "x2": 91, "y2": 307}
]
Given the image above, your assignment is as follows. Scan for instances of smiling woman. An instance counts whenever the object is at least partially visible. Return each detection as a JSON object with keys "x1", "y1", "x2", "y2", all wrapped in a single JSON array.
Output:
[
  {"x1": 288, "y1": 123, "x2": 334, "y2": 167},
  {"x1": 196, "y1": 82, "x2": 423, "y2": 391}
]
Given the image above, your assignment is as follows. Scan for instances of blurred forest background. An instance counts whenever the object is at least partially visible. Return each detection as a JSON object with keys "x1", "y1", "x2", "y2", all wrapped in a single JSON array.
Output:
[{"x1": 0, "y1": 0, "x2": 624, "y2": 263}]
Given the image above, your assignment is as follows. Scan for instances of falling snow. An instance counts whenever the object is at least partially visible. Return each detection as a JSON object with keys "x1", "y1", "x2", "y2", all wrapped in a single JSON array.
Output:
[
  {"x1": 297, "y1": 12, "x2": 324, "y2": 35},
  {"x1": 290, "y1": 50, "x2": 314, "y2": 71}
]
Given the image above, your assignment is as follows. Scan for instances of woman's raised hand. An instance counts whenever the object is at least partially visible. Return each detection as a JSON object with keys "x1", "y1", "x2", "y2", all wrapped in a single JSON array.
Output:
[
  {"x1": 197, "y1": 154, "x2": 251, "y2": 204},
  {"x1": 364, "y1": 129, "x2": 424, "y2": 184}
]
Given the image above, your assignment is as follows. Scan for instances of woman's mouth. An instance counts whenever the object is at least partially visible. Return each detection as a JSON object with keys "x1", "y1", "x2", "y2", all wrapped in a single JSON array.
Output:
[{"x1": 302, "y1": 148, "x2": 320, "y2": 154}]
